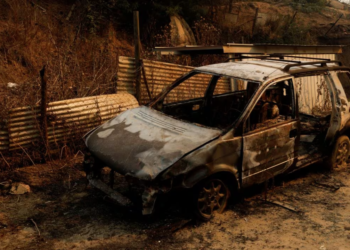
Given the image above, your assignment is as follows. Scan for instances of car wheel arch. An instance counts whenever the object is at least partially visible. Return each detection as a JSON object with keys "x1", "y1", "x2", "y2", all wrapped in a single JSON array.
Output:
[{"x1": 182, "y1": 167, "x2": 239, "y2": 194}]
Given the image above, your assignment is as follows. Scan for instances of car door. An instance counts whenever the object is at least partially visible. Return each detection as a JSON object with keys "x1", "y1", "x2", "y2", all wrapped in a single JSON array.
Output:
[
  {"x1": 292, "y1": 72, "x2": 343, "y2": 165},
  {"x1": 327, "y1": 71, "x2": 350, "y2": 139},
  {"x1": 241, "y1": 78, "x2": 298, "y2": 187}
]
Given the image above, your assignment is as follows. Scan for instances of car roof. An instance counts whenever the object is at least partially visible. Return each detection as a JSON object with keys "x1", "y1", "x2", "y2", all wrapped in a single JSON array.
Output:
[{"x1": 195, "y1": 60, "x2": 339, "y2": 82}]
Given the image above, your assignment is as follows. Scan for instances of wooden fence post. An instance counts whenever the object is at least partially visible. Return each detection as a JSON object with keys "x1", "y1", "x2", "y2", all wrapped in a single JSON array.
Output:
[{"x1": 133, "y1": 11, "x2": 141, "y2": 103}]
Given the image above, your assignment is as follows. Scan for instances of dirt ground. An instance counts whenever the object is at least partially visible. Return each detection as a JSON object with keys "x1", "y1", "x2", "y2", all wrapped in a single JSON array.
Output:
[{"x1": 1, "y1": 160, "x2": 350, "y2": 250}]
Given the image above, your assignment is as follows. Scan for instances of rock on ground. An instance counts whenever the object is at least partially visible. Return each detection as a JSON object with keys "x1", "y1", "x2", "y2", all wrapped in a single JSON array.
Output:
[{"x1": 9, "y1": 183, "x2": 30, "y2": 195}]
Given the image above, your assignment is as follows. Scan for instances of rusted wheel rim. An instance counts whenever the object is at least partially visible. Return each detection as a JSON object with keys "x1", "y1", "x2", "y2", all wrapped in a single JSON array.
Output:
[
  {"x1": 197, "y1": 179, "x2": 228, "y2": 219},
  {"x1": 335, "y1": 141, "x2": 350, "y2": 167}
]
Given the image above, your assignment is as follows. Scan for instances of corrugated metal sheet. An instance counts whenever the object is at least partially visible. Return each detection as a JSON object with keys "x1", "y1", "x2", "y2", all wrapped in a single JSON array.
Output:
[
  {"x1": 117, "y1": 56, "x2": 231, "y2": 104},
  {"x1": 8, "y1": 93, "x2": 138, "y2": 150},
  {"x1": 0, "y1": 123, "x2": 9, "y2": 151},
  {"x1": 8, "y1": 106, "x2": 40, "y2": 150}
]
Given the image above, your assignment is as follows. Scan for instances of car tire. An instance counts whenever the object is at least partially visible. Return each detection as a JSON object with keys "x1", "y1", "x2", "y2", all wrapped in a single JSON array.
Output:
[
  {"x1": 193, "y1": 177, "x2": 230, "y2": 221},
  {"x1": 329, "y1": 135, "x2": 350, "y2": 169}
]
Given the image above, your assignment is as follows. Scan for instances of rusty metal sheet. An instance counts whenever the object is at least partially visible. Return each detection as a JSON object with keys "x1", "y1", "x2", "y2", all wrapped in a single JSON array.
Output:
[
  {"x1": 154, "y1": 44, "x2": 343, "y2": 55},
  {"x1": 8, "y1": 106, "x2": 40, "y2": 150},
  {"x1": 85, "y1": 106, "x2": 222, "y2": 181},
  {"x1": 8, "y1": 93, "x2": 138, "y2": 150},
  {"x1": 223, "y1": 44, "x2": 343, "y2": 54},
  {"x1": 117, "y1": 56, "x2": 231, "y2": 104},
  {"x1": 0, "y1": 123, "x2": 9, "y2": 151}
]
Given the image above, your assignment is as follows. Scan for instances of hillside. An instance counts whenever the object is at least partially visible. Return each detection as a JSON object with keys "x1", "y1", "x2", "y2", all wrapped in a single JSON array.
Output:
[{"x1": 1, "y1": 0, "x2": 350, "y2": 113}]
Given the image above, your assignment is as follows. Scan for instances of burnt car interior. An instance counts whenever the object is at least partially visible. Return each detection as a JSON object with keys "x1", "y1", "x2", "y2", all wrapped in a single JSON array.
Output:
[
  {"x1": 246, "y1": 80, "x2": 294, "y2": 132},
  {"x1": 152, "y1": 72, "x2": 260, "y2": 129}
]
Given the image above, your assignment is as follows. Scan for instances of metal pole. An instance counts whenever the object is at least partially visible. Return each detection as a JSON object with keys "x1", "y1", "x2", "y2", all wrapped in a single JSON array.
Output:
[
  {"x1": 133, "y1": 11, "x2": 141, "y2": 103},
  {"x1": 40, "y1": 65, "x2": 48, "y2": 162},
  {"x1": 141, "y1": 61, "x2": 152, "y2": 101}
]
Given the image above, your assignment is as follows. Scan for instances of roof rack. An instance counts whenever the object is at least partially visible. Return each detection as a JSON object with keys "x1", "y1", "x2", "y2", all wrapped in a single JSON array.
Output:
[
  {"x1": 226, "y1": 55, "x2": 301, "y2": 62},
  {"x1": 226, "y1": 55, "x2": 267, "y2": 61},
  {"x1": 225, "y1": 56, "x2": 343, "y2": 71},
  {"x1": 280, "y1": 55, "x2": 331, "y2": 61},
  {"x1": 226, "y1": 55, "x2": 302, "y2": 63},
  {"x1": 283, "y1": 61, "x2": 342, "y2": 71},
  {"x1": 263, "y1": 58, "x2": 301, "y2": 63}
]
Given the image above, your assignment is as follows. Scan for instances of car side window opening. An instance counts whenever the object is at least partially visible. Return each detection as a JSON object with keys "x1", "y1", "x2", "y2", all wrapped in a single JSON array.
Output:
[
  {"x1": 163, "y1": 73, "x2": 210, "y2": 104},
  {"x1": 294, "y1": 74, "x2": 332, "y2": 117},
  {"x1": 154, "y1": 72, "x2": 260, "y2": 130},
  {"x1": 246, "y1": 80, "x2": 294, "y2": 132},
  {"x1": 210, "y1": 77, "x2": 260, "y2": 129}
]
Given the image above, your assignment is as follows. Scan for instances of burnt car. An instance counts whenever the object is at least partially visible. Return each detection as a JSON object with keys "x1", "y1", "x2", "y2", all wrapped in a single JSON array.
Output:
[{"x1": 83, "y1": 58, "x2": 350, "y2": 220}]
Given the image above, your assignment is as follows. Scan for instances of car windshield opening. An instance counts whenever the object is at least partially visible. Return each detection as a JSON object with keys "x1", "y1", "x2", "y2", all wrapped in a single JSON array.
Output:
[{"x1": 150, "y1": 72, "x2": 260, "y2": 130}]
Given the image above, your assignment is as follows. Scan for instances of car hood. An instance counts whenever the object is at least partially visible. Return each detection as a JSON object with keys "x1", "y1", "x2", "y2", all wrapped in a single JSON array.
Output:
[{"x1": 85, "y1": 106, "x2": 221, "y2": 181}]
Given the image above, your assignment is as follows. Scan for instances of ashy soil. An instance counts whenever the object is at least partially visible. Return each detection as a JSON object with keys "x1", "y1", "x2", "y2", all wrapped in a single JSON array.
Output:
[{"x1": 0, "y1": 160, "x2": 350, "y2": 250}]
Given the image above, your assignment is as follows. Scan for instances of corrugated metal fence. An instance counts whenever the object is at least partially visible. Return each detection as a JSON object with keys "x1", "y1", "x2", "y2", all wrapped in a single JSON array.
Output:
[
  {"x1": 117, "y1": 56, "x2": 231, "y2": 104},
  {"x1": 1, "y1": 93, "x2": 138, "y2": 151},
  {"x1": 118, "y1": 55, "x2": 337, "y2": 112},
  {"x1": 0, "y1": 123, "x2": 8, "y2": 151},
  {"x1": 0, "y1": 54, "x2": 338, "y2": 152}
]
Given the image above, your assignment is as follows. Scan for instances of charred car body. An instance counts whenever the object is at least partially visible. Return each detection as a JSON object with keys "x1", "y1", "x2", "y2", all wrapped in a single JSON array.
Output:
[{"x1": 84, "y1": 58, "x2": 350, "y2": 220}]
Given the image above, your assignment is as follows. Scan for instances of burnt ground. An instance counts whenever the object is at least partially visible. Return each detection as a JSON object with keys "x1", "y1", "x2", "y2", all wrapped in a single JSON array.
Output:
[{"x1": 1, "y1": 159, "x2": 350, "y2": 250}]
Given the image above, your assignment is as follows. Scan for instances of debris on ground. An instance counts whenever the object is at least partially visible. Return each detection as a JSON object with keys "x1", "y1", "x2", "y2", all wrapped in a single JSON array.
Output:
[
  {"x1": 0, "y1": 180, "x2": 12, "y2": 195},
  {"x1": 1, "y1": 160, "x2": 350, "y2": 250},
  {"x1": 9, "y1": 183, "x2": 30, "y2": 195},
  {"x1": 147, "y1": 219, "x2": 192, "y2": 239},
  {"x1": 311, "y1": 181, "x2": 340, "y2": 192},
  {"x1": 0, "y1": 213, "x2": 9, "y2": 228},
  {"x1": 260, "y1": 198, "x2": 300, "y2": 213}
]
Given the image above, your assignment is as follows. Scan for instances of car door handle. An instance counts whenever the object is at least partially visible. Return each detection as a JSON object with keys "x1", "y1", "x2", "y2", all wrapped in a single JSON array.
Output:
[{"x1": 289, "y1": 129, "x2": 298, "y2": 138}]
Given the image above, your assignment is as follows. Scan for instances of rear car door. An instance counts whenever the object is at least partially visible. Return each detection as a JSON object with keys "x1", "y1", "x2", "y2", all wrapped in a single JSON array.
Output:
[
  {"x1": 241, "y1": 78, "x2": 298, "y2": 186},
  {"x1": 328, "y1": 71, "x2": 350, "y2": 133}
]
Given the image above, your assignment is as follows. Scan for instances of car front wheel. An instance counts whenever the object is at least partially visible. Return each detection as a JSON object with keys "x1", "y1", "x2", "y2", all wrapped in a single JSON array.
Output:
[{"x1": 193, "y1": 178, "x2": 230, "y2": 221}]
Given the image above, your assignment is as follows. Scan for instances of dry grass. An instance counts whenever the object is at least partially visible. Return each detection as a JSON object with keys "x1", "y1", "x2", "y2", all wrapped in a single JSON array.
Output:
[
  {"x1": 0, "y1": 0, "x2": 134, "y2": 168},
  {"x1": 0, "y1": 0, "x2": 133, "y2": 114}
]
